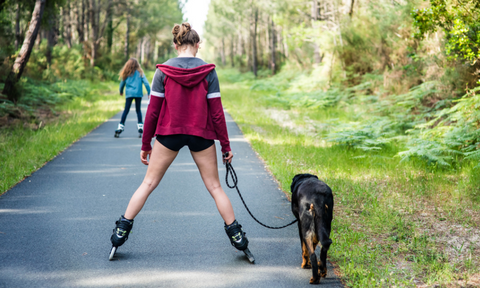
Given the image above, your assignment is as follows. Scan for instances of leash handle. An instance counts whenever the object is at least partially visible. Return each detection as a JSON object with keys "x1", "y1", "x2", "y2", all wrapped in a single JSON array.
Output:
[{"x1": 224, "y1": 160, "x2": 297, "y2": 229}]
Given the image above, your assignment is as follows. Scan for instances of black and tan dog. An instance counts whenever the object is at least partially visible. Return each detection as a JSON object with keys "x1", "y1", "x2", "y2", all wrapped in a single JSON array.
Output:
[{"x1": 291, "y1": 173, "x2": 334, "y2": 285}]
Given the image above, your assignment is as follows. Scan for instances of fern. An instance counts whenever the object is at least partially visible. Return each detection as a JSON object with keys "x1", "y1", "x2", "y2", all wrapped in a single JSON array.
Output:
[
  {"x1": 326, "y1": 117, "x2": 397, "y2": 151},
  {"x1": 398, "y1": 87, "x2": 480, "y2": 166},
  {"x1": 397, "y1": 138, "x2": 461, "y2": 167}
]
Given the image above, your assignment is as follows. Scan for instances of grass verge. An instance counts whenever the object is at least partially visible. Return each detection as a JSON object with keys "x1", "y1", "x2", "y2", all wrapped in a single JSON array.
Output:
[
  {"x1": 218, "y1": 69, "x2": 480, "y2": 287},
  {"x1": 0, "y1": 80, "x2": 124, "y2": 194}
]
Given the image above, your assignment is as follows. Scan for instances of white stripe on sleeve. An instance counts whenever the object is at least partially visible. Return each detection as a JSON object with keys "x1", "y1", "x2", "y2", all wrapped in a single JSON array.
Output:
[
  {"x1": 207, "y1": 92, "x2": 221, "y2": 99},
  {"x1": 151, "y1": 91, "x2": 165, "y2": 97}
]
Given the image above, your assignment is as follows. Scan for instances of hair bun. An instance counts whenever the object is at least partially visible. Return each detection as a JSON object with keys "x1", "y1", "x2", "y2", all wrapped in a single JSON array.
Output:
[
  {"x1": 182, "y1": 23, "x2": 191, "y2": 32},
  {"x1": 171, "y1": 22, "x2": 199, "y2": 47},
  {"x1": 172, "y1": 24, "x2": 181, "y2": 36}
]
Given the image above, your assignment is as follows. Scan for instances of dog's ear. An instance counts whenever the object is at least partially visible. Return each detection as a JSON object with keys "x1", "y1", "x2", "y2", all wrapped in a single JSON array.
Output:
[
  {"x1": 291, "y1": 174, "x2": 318, "y2": 194},
  {"x1": 291, "y1": 174, "x2": 302, "y2": 194}
]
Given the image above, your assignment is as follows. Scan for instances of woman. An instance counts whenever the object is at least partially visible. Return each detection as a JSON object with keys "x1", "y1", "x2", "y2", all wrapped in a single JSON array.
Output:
[
  {"x1": 115, "y1": 58, "x2": 151, "y2": 138},
  {"x1": 109, "y1": 23, "x2": 250, "y2": 259}
]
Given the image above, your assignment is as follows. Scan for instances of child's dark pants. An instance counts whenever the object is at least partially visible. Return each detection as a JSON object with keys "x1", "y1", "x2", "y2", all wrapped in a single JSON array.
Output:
[{"x1": 120, "y1": 97, "x2": 143, "y2": 125}]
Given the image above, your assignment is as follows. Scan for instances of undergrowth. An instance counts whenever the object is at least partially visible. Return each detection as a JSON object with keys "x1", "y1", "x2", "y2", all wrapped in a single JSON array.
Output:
[
  {"x1": 0, "y1": 78, "x2": 93, "y2": 120},
  {"x1": 0, "y1": 79, "x2": 124, "y2": 194}
]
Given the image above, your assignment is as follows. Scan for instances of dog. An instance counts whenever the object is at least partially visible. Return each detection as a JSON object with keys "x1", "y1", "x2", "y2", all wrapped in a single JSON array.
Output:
[{"x1": 291, "y1": 173, "x2": 334, "y2": 284}]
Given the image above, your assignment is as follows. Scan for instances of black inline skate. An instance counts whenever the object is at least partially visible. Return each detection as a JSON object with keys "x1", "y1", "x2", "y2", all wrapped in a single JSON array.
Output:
[
  {"x1": 109, "y1": 216, "x2": 134, "y2": 260},
  {"x1": 225, "y1": 220, "x2": 255, "y2": 263},
  {"x1": 114, "y1": 124, "x2": 125, "y2": 138}
]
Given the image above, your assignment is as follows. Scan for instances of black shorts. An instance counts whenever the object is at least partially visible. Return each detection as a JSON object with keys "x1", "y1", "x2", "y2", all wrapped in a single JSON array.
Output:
[{"x1": 156, "y1": 134, "x2": 214, "y2": 152}]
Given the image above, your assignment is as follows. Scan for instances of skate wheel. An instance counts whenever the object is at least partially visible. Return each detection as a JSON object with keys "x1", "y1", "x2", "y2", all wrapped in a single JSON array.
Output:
[
  {"x1": 109, "y1": 246, "x2": 117, "y2": 261},
  {"x1": 243, "y1": 248, "x2": 255, "y2": 264}
]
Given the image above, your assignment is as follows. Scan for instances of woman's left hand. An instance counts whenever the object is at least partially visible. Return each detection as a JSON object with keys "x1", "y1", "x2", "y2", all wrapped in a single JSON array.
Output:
[
  {"x1": 223, "y1": 151, "x2": 233, "y2": 164},
  {"x1": 140, "y1": 150, "x2": 152, "y2": 165}
]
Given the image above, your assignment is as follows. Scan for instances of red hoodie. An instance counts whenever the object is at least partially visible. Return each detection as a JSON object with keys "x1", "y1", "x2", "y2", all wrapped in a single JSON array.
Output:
[{"x1": 142, "y1": 64, "x2": 231, "y2": 153}]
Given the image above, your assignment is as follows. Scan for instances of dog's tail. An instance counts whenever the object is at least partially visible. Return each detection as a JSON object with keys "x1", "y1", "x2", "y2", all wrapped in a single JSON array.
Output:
[
  {"x1": 308, "y1": 203, "x2": 316, "y2": 232},
  {"x1": 312, "y1": 202, "x2": 333, "y2": 248}
]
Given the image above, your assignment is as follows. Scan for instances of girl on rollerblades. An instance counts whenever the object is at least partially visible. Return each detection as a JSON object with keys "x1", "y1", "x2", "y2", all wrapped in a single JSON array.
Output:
[
  {"x1": 115, "y1": 58, "x2": 151, "y2": 138},
  {"x1": 109, "y1": 22, "x2": 253, "y2": 262}
]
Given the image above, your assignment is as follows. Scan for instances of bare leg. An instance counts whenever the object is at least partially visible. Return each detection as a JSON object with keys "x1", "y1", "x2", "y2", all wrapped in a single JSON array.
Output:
[
  {"x1": 190, "y1": 145, "x2": 235, "y2": 225},
  {"x1": 124, "y1": 141, "x2": 178, "y2": 219}
]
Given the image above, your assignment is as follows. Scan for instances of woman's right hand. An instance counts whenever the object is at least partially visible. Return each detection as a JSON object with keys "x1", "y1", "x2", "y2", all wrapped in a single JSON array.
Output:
[
  {"x1": 223, "y1": 151, "x2": 233, "y2": 164},
  {"x1": 140, "y1": 150, "x2": 152, "y2": 165}
]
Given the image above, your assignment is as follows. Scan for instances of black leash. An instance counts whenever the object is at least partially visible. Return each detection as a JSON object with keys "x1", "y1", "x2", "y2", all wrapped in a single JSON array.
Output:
[{"x1": 223, "y1": 155, "x2": 298, "y2": 229}]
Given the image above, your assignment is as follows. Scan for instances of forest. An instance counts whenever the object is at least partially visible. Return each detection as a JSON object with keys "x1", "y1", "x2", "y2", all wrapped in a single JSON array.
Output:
[
  {"x1": 0, "y1": 0, "x2": 182, "y2": 105},
  {"x1": 202, "y1": 0, "x2": 480, "y2": 170}
]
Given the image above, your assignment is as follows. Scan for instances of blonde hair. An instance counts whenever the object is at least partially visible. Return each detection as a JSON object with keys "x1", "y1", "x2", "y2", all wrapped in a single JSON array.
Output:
[
  {"x1": 172, "y1": 22, "x2": 200, "y2": 47},
  {"x1": 119, "y1": 58, "x2": 144, "y2": 80}
]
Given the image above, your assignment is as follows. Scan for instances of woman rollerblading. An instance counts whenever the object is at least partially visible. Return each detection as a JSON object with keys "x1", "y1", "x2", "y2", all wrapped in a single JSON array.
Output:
[{"x1": 108, "y1": 22, "x2": 253, "y2": 263}]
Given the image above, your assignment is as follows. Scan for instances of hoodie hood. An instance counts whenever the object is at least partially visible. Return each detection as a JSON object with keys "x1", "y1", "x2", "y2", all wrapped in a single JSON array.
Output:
[{"x1": 157, "y1": 64, "x2": 216, "y2": 88}]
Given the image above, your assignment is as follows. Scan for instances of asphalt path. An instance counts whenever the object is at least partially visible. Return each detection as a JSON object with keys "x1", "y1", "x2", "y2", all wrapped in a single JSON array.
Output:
[{"x1": 0, "y1": 96, "x2": 343, "y2": 288}]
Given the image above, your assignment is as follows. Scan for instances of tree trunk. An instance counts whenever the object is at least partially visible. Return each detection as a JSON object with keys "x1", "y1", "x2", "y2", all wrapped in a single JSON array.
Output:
[
  {"x1": 141, "y1": 37, "x2": 146, "y2": 65},
  {"x1": 2, "y1": 0, "x2": 46, "y2": 101},
  {"x1": 238, "y1": 32, "x2": 244, "y2": 56},
  {"x1": 125, "y1": 13, "x2": 130, "y2": 62},
  {"x1": 46, "y1": 4, "x2": 58, "y2": 66},
  {"x1": 63, "y1": 0, "x2": 72, "y2": 48},
  {"x1": 85, "y1": 0, "x2": 90, "y2": 40},
  {"x1": 312, "y1": 0, "x2": 318, "y2": 20},
  {"x1": 146, "y1": 40, "x2": 151, "y2": 67},
  {"x1": 76, "y1": 0, "x2": 85, "y2": 43},
  {"x1": 106, "y1": 9, "x2": 113, "y2": 52},
  {"x1": 89, "y1": 0, "x2": 97, "y2": 67},
  {"x1": 36, "y1": 28, "x2": 42, "y2": 48},
  {"x1": 230, "y1": 35, "x2": 235, "y2": 67},
  {"x1": 349, "y1": 0, "x2": 355, "y2": 18},
  {"x1": 154, "y1": 40, "x2": 158, "y2": 63},
  {"x1": 15, "y1": 2, "x2": 21, "y2": 51},
  {"x1": 221, "y1": 37, "x2": 226, "y2": 66},
  {"x1": 313, "y1": 43, "x2": 322, "y2": 64},
  {"x1": 270, "y1": 19, "x2": 276, "y2": 75},
  {"x1": 251, "y1": 6, "x2": 258, "y2": 77}
]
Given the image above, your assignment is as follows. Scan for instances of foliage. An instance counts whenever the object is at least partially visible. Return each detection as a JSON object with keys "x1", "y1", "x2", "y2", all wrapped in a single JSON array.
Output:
[
  {"x1": 412, "y1": 0, "x2": 480, "y2": 64},
  {"x1": 0, "y1": 6, "x2": 14, "y2": 80},
  {"x1": 225, "y1": 55, "x2": 479, "y2": 170},
  {"x1": 25, "y1": 43, "x2": 86, "y2": 80},
  {"x1": 326, "y1": 117, "x2": 397, "y2": 152},
  {"x1": 0, "y1": 76, "x2": 94, "y2": 119},
  {"x1": 401, "y1": 86, "x2": 480, "y2": 167},
  {"x1": 0, "y1": 0, "x2": 183, "y2": 84}
]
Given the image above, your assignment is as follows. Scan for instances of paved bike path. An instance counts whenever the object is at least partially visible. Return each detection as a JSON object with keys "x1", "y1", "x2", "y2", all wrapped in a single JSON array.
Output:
[{"x1": 0, "y1": 96, "x2": 343, "y2": 287}]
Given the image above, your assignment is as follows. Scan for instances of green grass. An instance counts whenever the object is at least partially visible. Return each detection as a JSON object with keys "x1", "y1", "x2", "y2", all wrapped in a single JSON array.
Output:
[
  {"x1": 218, "y1": 69, "x2": 480, "y2": 287},
  {"x1": 0, "y1": 80, "x2": 124, "y2": 194}
]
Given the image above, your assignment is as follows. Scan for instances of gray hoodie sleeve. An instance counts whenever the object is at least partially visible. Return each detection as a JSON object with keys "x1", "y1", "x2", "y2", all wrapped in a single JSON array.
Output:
[
  {"x1": 150, "y1": 69, "x2": 165, "y2": 97},
  {"x1": 206, "y1": 69, "x2": 220, "y2": 99}
]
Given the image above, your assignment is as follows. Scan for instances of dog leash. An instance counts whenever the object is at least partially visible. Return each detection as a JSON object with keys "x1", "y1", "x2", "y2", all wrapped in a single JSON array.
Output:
[{"x1": 224, "y1": 154, "x2": 298, "y2": 229}]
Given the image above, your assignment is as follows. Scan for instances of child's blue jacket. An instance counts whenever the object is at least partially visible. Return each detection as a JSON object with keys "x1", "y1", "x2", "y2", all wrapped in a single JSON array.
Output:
[{"x1": 119, "y1": 70, "x2": 151, "y2": 98}]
